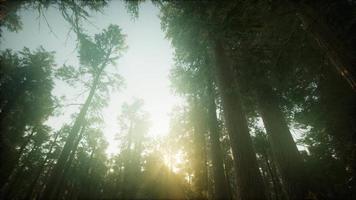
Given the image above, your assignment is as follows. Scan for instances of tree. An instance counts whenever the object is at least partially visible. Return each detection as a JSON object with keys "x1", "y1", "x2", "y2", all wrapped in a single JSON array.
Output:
[
  {"x1": 161, "y1": 2, "x2": 267, "y2": 198},
  {"x1": 41, "y1": 24, "x2": 126, "y2": 199},
  {"x1": 206, "y1": 82, "x2": 231, "y2": 200},
  {"x1": 0, "y1": 47, "x2": 55, "y2": 190},
  {"x1": 213, "y1": 40, "x2": 266, "y2": 199},
  {"x1": 0, "y1": 0, "x2": 109, "y2": 39},
  {"x1": 1, "y1": 1, "x2": 356, "y2": 199},
  {"x1": 169, "y1": 41, "x2": 231, "y2": 199}
]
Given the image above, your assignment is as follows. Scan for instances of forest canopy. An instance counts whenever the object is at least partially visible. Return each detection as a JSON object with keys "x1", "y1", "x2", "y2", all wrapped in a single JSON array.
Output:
[{"x1": 0, "y1": 0, "x2": 355, "y2": 199}]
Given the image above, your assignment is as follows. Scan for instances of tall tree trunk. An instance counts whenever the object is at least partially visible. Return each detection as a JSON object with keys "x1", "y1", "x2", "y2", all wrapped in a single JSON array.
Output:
[
  {"x1": 191, "y1": 98, "x2": 208, "y2": 198},
  {"x1": 41, "y1": 73, "x2": 101, "y2": 200},
  {"x1": 287, "y1": 0, "x2": 356, "y2": 91},
  {"x1": 207, "y1": 83, "x2": 231, "y2": 200},
  {"x1": 213, "y1": 40, "x2": 266, "y2": 200},
  {"x1": 269, "y1": 153, "x2": 285, "y2": 200},
  {"x1": 54, "y1": 125, "x2": 86, "y2": 197},
  {"x1": 256, "y1": 82, "x2": 307, "y2": 200},
  {"x1": 263, "y1": 153, "x2": 282, "y2": 200},
  {"x1": 317, "y1": 66, "x2": 356, "y2": 194}
]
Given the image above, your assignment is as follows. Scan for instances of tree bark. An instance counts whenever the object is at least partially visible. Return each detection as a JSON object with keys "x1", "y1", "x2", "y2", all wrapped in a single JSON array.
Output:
[
  {"x1": 207, "y1": 83, "x2": 231, "y2": 200},
  {"x1": 256, "y1": 82, "x2": 307, "y2": 200},
  {"x1": 213, "y1": 40, "x2": 266, "y2": 200}
]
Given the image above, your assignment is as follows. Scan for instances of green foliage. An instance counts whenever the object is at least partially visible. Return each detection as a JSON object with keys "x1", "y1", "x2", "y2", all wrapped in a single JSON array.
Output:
[
  {"x1": 124, "y1": 0, "x2": 145, "y2": 19},
  {"x1": 0, "y1": 12, "x2": 22, "y2": 34},
  {"x1": 78, "y1": 24, "x2": 127, "y2": 72},
  {"x1": 0, "y1": 47, "x2": 55, "y2": 137},
  {"x1": 0, "y1": 47, "x2": 56, "y2": 197},
  {"x1": 1, "y1": 1, "x2": 356, "y2": 199}
]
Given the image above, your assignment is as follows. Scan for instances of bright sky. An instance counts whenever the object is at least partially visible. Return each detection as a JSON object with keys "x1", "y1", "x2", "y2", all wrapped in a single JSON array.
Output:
[{"x1": 1, "y1": 1, "x2": 182, "y2": 155}]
